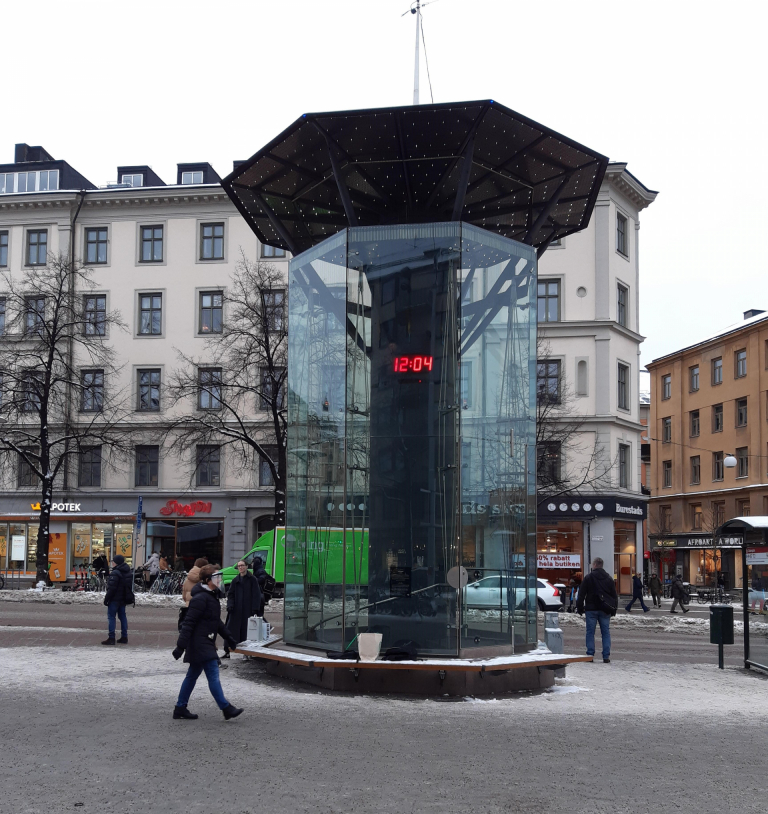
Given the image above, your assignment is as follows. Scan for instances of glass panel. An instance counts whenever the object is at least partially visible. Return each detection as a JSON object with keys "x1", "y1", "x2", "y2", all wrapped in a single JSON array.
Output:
[
  {"x1": 0, "y1": 524, "x2": 7, "y2": 568},
  {"x1": 114, "y1": 524, "x2": 134, "y2": 566},
  {"x1": 27, "y1": 526, "x2": 38, "y2": 572},
  {"x1": 39, "y1": 171, "x2": 48, "y2": 191},
  {"x1": 49, "y1": 170, "x2": 59, "y2": 190},
  {"x1": 71, "y1": 522, "x2": 91, "y2": 569},
  {"x1": 176, "y1": 521, "x2": 223, "y2": 569},
  {"x1": 92, "y1": 523, "x2": 112, "y2": 563},
  {"x1": 459, "y1": 224, "x2": 537, "y2": 651},
  {"x1": 8, "y1": 524, "x2": 26, "y2": 569}
]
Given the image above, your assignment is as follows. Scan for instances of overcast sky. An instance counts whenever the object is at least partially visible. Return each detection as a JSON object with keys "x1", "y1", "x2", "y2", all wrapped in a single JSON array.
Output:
[{"x1": 4, "y1": 0, "x2": 765, "y2": 368}]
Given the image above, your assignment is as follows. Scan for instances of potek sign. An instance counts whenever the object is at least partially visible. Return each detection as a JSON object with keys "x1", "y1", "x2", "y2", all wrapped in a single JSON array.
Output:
[{"x1": 30, "y1": 502, "x2": 81, "y2": 512}]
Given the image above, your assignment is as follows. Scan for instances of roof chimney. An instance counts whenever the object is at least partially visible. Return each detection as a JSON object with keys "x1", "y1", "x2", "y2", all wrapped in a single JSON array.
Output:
[
  {"x1": 15, "y1": 143, "x2": 54, "y2": 163},
  {"x1": 744, "y1": 309, "x2": 766, "y2": 320}
]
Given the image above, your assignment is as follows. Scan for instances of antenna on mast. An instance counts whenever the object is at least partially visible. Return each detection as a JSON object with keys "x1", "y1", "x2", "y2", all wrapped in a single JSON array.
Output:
[{"x1": 402, "y1": 0, "x2": 439, "y2": 105}]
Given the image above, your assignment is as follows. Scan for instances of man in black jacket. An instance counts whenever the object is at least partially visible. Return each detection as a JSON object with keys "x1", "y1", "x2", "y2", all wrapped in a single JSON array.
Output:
[
  {"x1": 576, "y1": 557, "x2": 618, "y2": 663},
  {"x1": 172, "y1": 565, "x2": 243, "y2": 721},
  {"x1": 102, "y1": 554, "x2": 132, "y2": 645}
]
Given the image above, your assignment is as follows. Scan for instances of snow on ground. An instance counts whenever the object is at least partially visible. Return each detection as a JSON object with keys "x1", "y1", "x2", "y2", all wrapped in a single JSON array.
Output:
[
  {"x1": 558, "y1": 608, "x2": 768, "y2": 636},
  {"x1": 0, "y1": 588, "x2": 185, "y2": 607}
]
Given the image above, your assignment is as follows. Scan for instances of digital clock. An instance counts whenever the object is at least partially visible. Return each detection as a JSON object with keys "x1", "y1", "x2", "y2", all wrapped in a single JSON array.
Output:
[{"x1": 393, "y1": 355, "x2": 434, "y2": 373}]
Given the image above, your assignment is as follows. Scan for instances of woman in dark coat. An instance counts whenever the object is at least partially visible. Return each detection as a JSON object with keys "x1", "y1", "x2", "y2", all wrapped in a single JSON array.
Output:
[
  {"x1": 225, "y1": 561, "x2": 263, "y2": 644},
  {"x1": 625, "y1": 573, "x2": 650, "y2": 613},
  {"x1": 172, "y1": 565, "x2": 242, "y2": 720}
]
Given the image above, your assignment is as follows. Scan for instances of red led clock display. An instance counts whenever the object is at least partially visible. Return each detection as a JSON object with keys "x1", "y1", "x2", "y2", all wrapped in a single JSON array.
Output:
[{"x1": 393, "y1": 355, "x2": 433, "y2": 373}]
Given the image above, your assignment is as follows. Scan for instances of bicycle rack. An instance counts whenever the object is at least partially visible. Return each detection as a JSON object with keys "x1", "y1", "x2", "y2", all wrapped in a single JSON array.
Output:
[{"x1": 1, "y1": 569, "x2": 23, "y2": 590}]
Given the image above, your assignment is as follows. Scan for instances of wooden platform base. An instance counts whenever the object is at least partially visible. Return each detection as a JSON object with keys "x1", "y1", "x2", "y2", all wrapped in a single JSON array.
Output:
[{"x1": 233, "y1": 637, "x2": 592, "y2": 696}]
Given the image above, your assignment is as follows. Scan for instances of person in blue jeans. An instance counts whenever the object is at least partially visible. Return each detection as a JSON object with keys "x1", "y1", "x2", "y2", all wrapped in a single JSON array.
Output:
[
  {"x1": 102, "y1": 554, "x2": 132, "y2": 645},
  {"x1": 576, "y1": 557, "x2": 618, "y2": 663},
  {"x1": 172, "y1": 565, "x2": 243, "y2": 721},
  {"x1": 625, "y1": 573, "x2": 650, "y2": 613}
]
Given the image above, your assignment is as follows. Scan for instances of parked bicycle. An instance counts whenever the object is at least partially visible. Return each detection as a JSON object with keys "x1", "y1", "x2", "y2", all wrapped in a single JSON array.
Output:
[
  {"x1": 148, "y1": 569, "x2": 186, "y2": 595},
  {"x1": 695, "y1": 588, "x2": 732, "y2": 604}
]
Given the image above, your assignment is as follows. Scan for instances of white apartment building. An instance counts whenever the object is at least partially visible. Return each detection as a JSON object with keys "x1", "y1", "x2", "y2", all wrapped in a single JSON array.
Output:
[
  {"x1": 535, "y1": 163, "x2": 657, "y2": 595},
  {"x1": 0, "y1": 144, "x2": 287, "y2": 578}
]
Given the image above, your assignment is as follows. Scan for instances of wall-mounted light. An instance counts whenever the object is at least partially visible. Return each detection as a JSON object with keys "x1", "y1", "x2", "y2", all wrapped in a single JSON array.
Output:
[{"x1": 724, "y1": 454, "x2": 738, "y2": 469}]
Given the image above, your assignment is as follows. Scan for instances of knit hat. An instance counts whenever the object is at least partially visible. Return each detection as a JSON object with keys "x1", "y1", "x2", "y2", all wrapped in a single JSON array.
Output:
[{"x1": 113, "y1": 555, "x2": 125, "y2": 565}]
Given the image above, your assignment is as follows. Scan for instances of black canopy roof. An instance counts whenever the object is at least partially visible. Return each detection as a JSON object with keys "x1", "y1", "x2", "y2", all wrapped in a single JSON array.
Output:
[{"x1": 223, "y1": 100, "x2": 608, "y2": 257}]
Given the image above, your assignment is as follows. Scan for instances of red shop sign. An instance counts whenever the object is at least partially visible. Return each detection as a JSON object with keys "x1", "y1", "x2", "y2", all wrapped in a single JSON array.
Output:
[{"x1": 159, "y1": 499, "x2": 212, "y2": 517}]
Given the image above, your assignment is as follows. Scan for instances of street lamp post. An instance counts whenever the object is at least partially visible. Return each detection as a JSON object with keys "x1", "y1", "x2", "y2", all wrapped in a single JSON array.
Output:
[{"x1": 715, "y1": 454, "x2": 739, "y2": 597}]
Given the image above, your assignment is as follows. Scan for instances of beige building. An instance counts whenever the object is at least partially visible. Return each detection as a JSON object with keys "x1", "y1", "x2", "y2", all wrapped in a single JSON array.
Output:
[
  {"x1": 0, "y1": 145, "x2": 287, "y2": 577},
  {"x1": 647, "y1": 309, "x2": 768, "y2": 590}
]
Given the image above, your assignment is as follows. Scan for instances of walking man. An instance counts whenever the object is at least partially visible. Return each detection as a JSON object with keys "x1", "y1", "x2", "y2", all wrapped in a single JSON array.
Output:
[
  {"x1": 102, "y1": 554, "x2": 132, "y2": 645},
  {"x1": 625, "y1": 573, "x2": 650, "y2": 613},
  {"x1": 649, "y1": 572, "x2": 663, "y2": 608},
  {"x1": 576, "y1": 557, "x2": 618, "y2": 663},
  {"x1": 670, "y1": 574, "x2": 690, "y2": 614}
]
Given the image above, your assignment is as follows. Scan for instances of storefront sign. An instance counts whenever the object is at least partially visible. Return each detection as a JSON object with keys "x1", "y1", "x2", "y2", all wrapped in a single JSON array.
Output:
[
  {"x1": 747, "y1": 547, "x2": 768, "y2": 565},
  {"x1": 538, "y1": 496, "x2": 647, "y2": 520},
  {"x1": 30, "y1": 502, "x2": 82, "y2": 512},
  {"x1": 11, "y1": 535, "x2": 25, "y2": 560},
  {"x1": 159, "y1": 500, "x2": 213, "y2": 517},
  {"x1": 537, "y1": 553, "x2": 581, "y2": 569},
  {"x1": 462, "y1": 502, "x2": 524, "y2": 516},
  {"x1": 48, "y1": 534, "x2": 67, "y2": 582},
  {"x1": 651, "y1": 536, "x2": 742, "y2": 549}
]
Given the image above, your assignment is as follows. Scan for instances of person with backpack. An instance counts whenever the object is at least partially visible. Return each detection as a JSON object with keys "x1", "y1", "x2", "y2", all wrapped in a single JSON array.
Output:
[
  {"x1": 670, "y1": 574, "x2": 690, "y2": 614},
  {"x1": 172, "y1": 565, "x2": 243, "y2": 721},
  {"x1": 625, "y1": 573, "x2": 650, "y2": 613},
  {"x1": 102, "y1": 554, "x2": 133, "y2": 645},
  {"x1": 576, "y1": 557, "x2": 618, "y2": 663}
]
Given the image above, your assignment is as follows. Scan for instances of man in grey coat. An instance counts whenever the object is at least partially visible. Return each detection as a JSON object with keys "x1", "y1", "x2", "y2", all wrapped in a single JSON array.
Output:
[{"x1": 670, "y1": 574, "x2": 690, "y2": 614}]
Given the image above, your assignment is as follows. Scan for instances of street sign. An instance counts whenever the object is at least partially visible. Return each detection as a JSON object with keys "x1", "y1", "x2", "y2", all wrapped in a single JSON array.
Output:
[{"x1": 136, "y1": 496, "x2": 143, "y2": 535}]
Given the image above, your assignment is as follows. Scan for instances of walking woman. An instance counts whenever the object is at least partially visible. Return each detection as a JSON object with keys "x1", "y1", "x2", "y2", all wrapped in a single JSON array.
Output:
[{"x1": 172, "y1": 565, "x2": 243, "y2": 721}]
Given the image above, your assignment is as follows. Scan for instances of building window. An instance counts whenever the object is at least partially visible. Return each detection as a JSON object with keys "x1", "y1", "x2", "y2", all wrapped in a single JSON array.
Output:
[
  {"x1": 199, "y1": 291, "x2": 223, "y2": 334},
  {"x1": 20, "y1": 370, "x2": 43, "y2": 412},
  {"x1": 137, "y1": 369, "x2": 161, "y2": 411},
  {"x1": 140, "y1": 226, "x2": 163, "y2": 262},
  {"x1": 619, "y1": 443, "x2": 630, "y2": 488},
  {"x1": 262, "y1": 244, "x2": 286, "y2": 258},
  {"x1": 662, "y1": 460, "x2": 672, "y2": 488},
  {"x1": 78, "y1": 446, "x2": 102, "y2": 487},
  {"x1": 195, "y1": 445, "x2": 221, "y2": 487},
  {"x1": 139, "y1": 294, "x2": 162, "y2": 335},
  {"x1": 84, "y1": 295, "x2": 106, "y2": 336},
  {"x1": 690, "y1": 365, "x2": 699, "y2": 391},
  {"x1": 259, "y1": 445, "x2": 279, "y2": 487},
  {"x1": 735, "y1": 349, "x2": 747, "y2": 378},
  {"x1": 0, "y1": 297, "x2": 6, "y2": 334},
  {"x1": 617, "y1": 284, "x2": 628, "y2": 327},
  {"x1": 713, "y1": 451, "x2": 724, "y2": 482},
  {"x1": 691, "y1": 504, "x2": 702, "y2": 530},
  {"x1": 537, "y1": 280, "x2": 560, "y2": 323},
  {"x1": 661, "y1": 374, "x2": 671, "y2": 400},
  {"x1": 712, "y1": 357, "x2": 723, "y2": 385},
  {"x1": 737, "y1": 398, "x2": 748, "y2": 427},
  {"x1": 713, "y1": 404, "x2": 723, "y2": 432},
  {"x1": 537, "y1": 442, "x2": 562, "y2": 486},
  {"x1": 616, "y1": 212, "x2": 628, "y2": 257},
  {"x1": 0, "y1": 231, "x2": 8, "y2": 267},
  {"x1": 26, "y1": 230, "x2": 48, "y2": 266},
  {"x1": 691, "y1": 456, "x2": 701, "y2": 485},
  {"x1": 460, "y1": 361, "x2": 473, "y2": 409},
  {"x1": 536, "y1": 360, "x2": 561, "y2": 405},
  {"x1": 712, "y1": 501, "x2": 725, "y2": 527},
  {"x1": 135, "y1": 446, "x2": 159, "y2": 487},
  {"x1": 121, "y1": 174, "x2": 143, "y2": 187},
  {"x1": 738, "y1": 499, "x2": 751, "y2": 517},
  {"x1": 198, "y1": 368, "x2": 222, "y2": 410},
  {"x1": 690, "y1": 410, "x2": 700, "y2": 437},
  {"x1": 259, "y1": 367, "x2": 285, "y2": 411},
  {"x1": 617, "y1": 363, "x2": 630, "y2": 410},
  {"x1": 85, "y1": 228, "x2": 108, "y2": 264},
  {"x1": 200, "y1": 223, "x2": 224, "y2": 260},
  {"x1": 737, "y1": 447, "x2": 749, "y2": 478},
  {"x1": 263, "y1": 290, "x2": 285, "y2": 332},
  {"x1": 661, "y1": 505, "x2": 672, "y2": 532},
  {"x1": 662, "y1": 417, "x2": 672, "y2": 443},
  {"x1": 17, "y1": 450, "x2": 37, "y2": 488},
  {"x1": 182, "y1": 171, "x2": 204, "y2": 185},
  {"x1": 81, "y1": 370, "x2": 104, "y2": 412},
  {"x1": 25, "y1": 296, "x2": 45, "y2": 335}
]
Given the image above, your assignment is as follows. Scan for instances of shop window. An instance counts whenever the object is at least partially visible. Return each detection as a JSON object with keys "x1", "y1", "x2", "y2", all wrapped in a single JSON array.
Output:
[
  {"x1": 71, "y1": 522, "x2": 133, "y2": 571},
  {"x1": 690, "y1": 410, "x2": 700, "y2": 437},
  {"x1": 71, "y1": 522, "x2": 91, "y2": 569},
  {"x1": 614, "y1": 521, "x2": 636, "y2": 596},
  {"x1": 7, "y1": 524, "x2": 27, "y2": 569},
  {"x1": 146, "y1": 519, "x2": 223, "y2": 571}
]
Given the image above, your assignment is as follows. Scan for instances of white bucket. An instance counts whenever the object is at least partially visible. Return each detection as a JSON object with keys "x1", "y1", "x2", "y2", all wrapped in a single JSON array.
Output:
[{"x1": 357, "y1": 632, "x2": 383, "y2": 662}]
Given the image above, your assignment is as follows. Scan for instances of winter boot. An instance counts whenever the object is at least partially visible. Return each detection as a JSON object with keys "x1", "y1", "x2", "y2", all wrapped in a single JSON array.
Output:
[
  {"x1": 222, "y1": 704, "x2": 243, "y2": 720},
  {"x1": 101, "y1": 637, "x2": 116, "y2": 645},
  {"x1": 603, "y1": 658, "x2": 611, "y2": 663},
  {"x1": 117, "y1": 636, "x2": 128, "y2": 644},
  {"x1": 173, "y1": 705, "x2": 198, "y2": 720}
]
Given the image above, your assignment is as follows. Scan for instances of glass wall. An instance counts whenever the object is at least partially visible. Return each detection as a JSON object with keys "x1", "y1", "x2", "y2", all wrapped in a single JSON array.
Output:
[
  {"x1": 145, "y1": 519, "x2": 222, "y2": 569},
  {"x1": 286, "y1": 223, "x2": 536, "y2": 656},
  {"x1": 614, "y1": 521, "x2": 636, "y2": 595},
  {"x1": 0, "y1": 523, "x2": 38, "y2": 571},
  {"x1": 71, "y1": 522, "x2": 135, "y2": 569}
]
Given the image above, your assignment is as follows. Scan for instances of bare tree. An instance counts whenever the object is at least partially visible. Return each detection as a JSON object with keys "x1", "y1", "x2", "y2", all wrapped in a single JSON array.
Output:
[
  {"x1": 166, "y1": 253, "x2": 287, "y2": 527},
  {"x1": 535, "y1": 338, "x2": 613, "y2": 504},
  {"x1": 0, "y1": 254, "x2": 127, "y2": 582}
]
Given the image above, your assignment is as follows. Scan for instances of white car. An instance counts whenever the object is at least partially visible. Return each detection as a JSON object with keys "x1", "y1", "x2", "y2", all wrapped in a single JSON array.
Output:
[{"x1": 463, "y1": 576, "x2": 564, "y2": 611}]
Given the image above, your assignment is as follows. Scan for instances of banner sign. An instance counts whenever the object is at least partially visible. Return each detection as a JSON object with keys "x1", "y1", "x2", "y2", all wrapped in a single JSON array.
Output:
[
  {"x1": 159, "y1": 500, "x2": 212, "y2": 517},
  {"x1": 538, "y1": 496, "x2": 647, "y2": 520},
  {"x1": 537, "y1": 553, "x2": 581, "y2": 569},
  {"x1": 48, "y1": 533, "x2": 67, "y2": 582},
  {"x1": 747, "y1": 547, "x2": 768, "y2": 565}
]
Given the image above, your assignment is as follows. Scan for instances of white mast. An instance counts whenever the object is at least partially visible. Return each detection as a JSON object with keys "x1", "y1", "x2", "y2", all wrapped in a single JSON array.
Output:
[{"x1": 413, "y1": 1, "x2": 421, "y2": 105}]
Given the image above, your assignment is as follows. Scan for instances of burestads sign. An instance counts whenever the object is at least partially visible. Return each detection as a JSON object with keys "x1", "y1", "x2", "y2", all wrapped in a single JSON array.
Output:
[{"x1": 537, "y1": 553, "x2": 581, "y2": 569}]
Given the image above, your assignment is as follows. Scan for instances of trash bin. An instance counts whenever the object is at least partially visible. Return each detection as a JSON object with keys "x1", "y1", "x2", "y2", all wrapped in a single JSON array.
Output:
[{"x1": 710, "y1": 604, "x2": 734, "y2": 669}]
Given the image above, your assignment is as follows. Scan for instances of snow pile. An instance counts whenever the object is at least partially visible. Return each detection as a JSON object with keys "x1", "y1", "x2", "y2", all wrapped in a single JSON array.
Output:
[{"x1": 0, "y1": 589, "x2": 185, "y2": 607}]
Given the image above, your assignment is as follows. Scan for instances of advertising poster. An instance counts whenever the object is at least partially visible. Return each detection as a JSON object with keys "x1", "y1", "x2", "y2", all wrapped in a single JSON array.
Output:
[
  {"x1": 537, "y1": 553, "x2": 581, "y2": 570},
  {"x1": 746, "y1": 547, "x2": 768, "y2": 566},
  {"x1": 74, "y1": 534, "x2": 90, "y2": 559},
  {"x1": 115, "y1": 534, "x2": 133, "y2": 559},
  {"x1": 0, "y1": 534, "x2": 6, "y2": 558},
  {"x1": 48, "y1": 534, "x2": 67, "y2": 582},
  {"x1": 11, "y1": 535, "x2": 26, "y2": 561}
]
